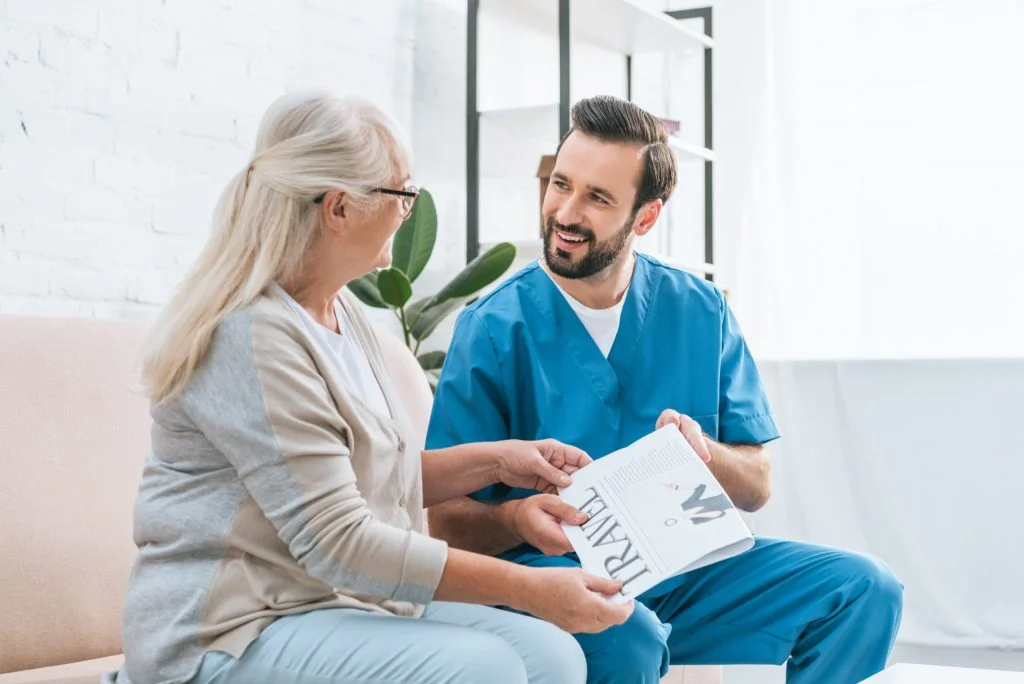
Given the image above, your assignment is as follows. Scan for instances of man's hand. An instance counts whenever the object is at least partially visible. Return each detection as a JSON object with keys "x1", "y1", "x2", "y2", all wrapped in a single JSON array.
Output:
[
  {"x1": 493, "y1": 439, "x2": 592, "y2": 493},
  {"x1": 505, "y1": 494, "x2": 588, "y2": 556},
  {"x1": 656, "y1": 409, "x2": 712, "y2": 463}
]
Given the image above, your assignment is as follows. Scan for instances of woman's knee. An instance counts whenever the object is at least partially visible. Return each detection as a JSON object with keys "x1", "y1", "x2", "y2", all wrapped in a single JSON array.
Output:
[
  {"x1": 428, "y1": 631, "x2": 529, "y2": 684},
  {"x1": 512, "y1": 618, "x2": 587, "y2": 684}
]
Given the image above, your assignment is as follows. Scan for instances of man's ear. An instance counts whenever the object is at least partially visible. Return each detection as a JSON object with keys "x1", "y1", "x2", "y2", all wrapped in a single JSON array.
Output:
[{"x1": 633, "y1": 199, "x2": 663, "y2": 237}]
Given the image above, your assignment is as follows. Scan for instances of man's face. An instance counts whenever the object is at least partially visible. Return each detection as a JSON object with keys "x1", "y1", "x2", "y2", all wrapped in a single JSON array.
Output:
[{"x1": 541, "y1": 132, "x2": 643, "y2": 279}]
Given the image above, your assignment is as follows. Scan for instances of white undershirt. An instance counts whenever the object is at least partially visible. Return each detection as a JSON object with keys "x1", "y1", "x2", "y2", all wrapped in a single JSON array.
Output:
[
  {"x1": 542, "y1": 263, "x2": 627, "y2": 358},
  {"x1": 274, "y1": 285, "x2": 390, "y2": 417},
  {"x1": 321, "y1": 302, "x2": 390, "y2": 417}
]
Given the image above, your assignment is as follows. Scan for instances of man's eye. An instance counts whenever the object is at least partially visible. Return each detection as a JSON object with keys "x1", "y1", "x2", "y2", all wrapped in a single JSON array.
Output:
[
  {"x1": 591, "y1": 194, "x2": 608, "y2": 204},
  {"x1": 553, "y1": 180, "x2": 570, "y2": 190}
]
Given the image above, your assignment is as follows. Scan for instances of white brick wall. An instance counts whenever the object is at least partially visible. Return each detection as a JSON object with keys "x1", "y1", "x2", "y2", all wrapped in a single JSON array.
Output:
[{"x1": 0, "y1": 0, "x2": 466, "y2": 320}]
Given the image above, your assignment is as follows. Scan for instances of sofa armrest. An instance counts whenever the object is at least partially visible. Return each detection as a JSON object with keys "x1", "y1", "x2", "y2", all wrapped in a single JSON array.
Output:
[{"x1": 0, "y1": 655, "x2": 123, "y2": 684}]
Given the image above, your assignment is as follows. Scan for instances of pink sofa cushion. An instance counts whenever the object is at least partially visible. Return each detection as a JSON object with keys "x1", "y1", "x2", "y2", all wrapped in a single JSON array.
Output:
[
  {"x1": 0, "y1": 316, "x2": 151, "y2": 674},
  {"x1": 0, "y1": 316, "x2": 430, "y2": 676},
  {"x1": 374, "y1": 329, "x2": 433, "y2": 445}
]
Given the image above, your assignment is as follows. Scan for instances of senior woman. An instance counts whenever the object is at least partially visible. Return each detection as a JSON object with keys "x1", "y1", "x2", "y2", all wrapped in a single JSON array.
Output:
[{"x1": 103, "y1": 91, "x2": 632, "y2": 684}]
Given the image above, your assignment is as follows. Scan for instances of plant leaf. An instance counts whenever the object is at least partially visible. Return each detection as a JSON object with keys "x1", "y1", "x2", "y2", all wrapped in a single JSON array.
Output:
[
  {"x1": 376, "y1": 268, "x2": 413, "y2": 308},
  {"x1": 390, "y1": 188, "x2": 436, "y2": 284},
  {"x1": 417, "y1": 350, "x2": 446, "y2": 371},
  {"x1": 347, "y1": 271, "x2": 388, "y2": 309},
  {"x1": 410, "y1": 296, "x2": 467, "y2": 342},
  {"x1": 432, "y1": 242, "x2": 516, "y2": 303},
  {"x1": 405, "y1": 295, "x2": 435, "y2": 324}
]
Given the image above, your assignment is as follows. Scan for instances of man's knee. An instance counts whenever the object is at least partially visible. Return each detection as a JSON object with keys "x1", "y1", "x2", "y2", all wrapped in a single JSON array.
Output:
[
  {"x1": 863, "y1": 555, "x2": 904, "y2": 623},
  {"x1": 834, "y1": 551, "x2": 904, "y2": 623},
  {"x1": 582, "y1": 605, "x2": 670, "y2": 684}
]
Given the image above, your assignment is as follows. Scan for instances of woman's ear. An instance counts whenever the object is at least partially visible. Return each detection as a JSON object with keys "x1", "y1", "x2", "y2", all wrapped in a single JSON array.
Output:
[
  {"x1": 327, "y1": 190, "x2": 347, "y2": 219},
  {"x1": 319, "y1": 190, "x2": 348, "y2": 234}
]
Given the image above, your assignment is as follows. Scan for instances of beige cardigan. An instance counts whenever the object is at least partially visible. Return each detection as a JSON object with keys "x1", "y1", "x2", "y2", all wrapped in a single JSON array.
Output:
[{"x1": 107, "y1": 290, "x2": 448, "y2": 684}]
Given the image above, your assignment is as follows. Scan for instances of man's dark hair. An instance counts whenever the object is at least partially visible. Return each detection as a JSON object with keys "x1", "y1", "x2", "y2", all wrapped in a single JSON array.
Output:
[{"x1": 556, "y1": 95, "x2": 678, "y2": 212}]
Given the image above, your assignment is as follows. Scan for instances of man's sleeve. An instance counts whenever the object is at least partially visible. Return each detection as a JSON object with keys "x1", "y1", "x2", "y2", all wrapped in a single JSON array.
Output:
[
  {"x1": 426, "y1": 309, "x2": 512, "y2": 502},
  {"x1": 718, "y1": 293, "x2": 781, "y2": 445}
]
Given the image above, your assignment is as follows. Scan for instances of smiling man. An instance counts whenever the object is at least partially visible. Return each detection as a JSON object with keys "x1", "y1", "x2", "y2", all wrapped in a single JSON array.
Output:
[{"x1": 426, "y1": 96, "x2": 903, "y2": 684}]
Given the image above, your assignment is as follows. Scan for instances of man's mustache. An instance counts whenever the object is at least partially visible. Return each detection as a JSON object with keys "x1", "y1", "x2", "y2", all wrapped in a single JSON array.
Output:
[{"x1": 546, "y1": 219, "x2": 594, "y2": 242}]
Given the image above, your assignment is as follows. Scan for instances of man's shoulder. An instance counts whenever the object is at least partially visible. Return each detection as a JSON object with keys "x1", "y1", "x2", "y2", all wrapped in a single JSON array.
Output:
[
  {"x1": 462, "y1": 260, "x2": 545, "y2": 322},
  {"x1": 638, "y1": 253, "x2": 724, "y2": 313}
]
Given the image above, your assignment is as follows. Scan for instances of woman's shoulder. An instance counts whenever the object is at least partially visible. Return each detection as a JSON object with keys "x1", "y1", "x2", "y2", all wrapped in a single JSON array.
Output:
[
  {"x1": 182, "y1": 294, "x2": 313, "y2": 402},
  {"x1": 211, "y1": 295, "x2": 304, "y2": 356}
]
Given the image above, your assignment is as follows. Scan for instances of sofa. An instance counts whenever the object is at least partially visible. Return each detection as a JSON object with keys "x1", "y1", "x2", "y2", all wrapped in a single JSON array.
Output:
[{"x1": 0, "y1": 313, "x2": 721, "y2": 684}]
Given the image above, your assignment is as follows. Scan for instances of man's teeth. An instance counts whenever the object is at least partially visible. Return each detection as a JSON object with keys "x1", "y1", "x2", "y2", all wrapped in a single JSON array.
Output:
[{"x1": 557, "y1": 231, "x2": 587, "y2": 243}]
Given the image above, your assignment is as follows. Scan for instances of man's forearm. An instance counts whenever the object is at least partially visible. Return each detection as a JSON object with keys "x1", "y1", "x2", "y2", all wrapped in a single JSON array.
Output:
[
  {"x1": 706, "y1": 440, "x2": 771, "y2": 512},
  {"x1": 427, "y1": 496, "x2": 524, "y2": 555}
]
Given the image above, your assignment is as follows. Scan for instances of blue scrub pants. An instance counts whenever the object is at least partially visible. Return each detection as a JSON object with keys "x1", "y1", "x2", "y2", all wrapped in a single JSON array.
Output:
[
  {"x1": 519, "y1": 537, "x2": 903, "y2": 684},
  {"x1": 187, "y1": 601, "x2": 586, "y2": 684}
]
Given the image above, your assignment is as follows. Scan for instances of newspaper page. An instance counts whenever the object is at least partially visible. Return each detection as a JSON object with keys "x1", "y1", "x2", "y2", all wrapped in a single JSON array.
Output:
[{"x1": 559, "y1": 425, "x2": 755, "y2": 602}]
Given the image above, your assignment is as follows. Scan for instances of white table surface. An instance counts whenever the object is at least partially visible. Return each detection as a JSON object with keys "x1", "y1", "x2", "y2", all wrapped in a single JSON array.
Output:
[{"x1": 864, "y1": 664, "x2": 1024, "y2": 683}]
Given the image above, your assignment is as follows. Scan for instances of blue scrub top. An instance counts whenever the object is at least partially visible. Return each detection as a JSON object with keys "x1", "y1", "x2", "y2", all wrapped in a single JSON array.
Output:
[{"x1": 426, "y1": 255, "x2": 780, "y2": 571}]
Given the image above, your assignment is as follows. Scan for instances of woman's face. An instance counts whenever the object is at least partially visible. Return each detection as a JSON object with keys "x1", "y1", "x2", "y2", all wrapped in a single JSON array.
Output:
[
  {"x1": 326, "y1": 158, "x2": 416, "y2": 278},
  {"x1": 362, "y1": 173, "x2": 415, "y2": 271}
]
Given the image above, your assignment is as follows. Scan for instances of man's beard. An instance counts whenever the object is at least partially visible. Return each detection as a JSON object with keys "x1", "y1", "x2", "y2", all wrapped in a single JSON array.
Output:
[{"x1": 542, "y1": 214, "x2": 635, "y2": 279}]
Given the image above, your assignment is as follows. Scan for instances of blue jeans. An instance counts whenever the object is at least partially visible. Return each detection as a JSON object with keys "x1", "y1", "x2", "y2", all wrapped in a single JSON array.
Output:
[
  {"x1": 516, "y1": 537, "x2": 904, "y2": 684},
  {"x1": 188, "y1": 601, "x2": 586, "y2": 684}
]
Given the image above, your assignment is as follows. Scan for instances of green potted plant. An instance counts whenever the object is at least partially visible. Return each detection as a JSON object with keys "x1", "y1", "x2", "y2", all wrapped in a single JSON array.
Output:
[{"x1": 347, "y1": 188, "x2": 516, "y2": 390}]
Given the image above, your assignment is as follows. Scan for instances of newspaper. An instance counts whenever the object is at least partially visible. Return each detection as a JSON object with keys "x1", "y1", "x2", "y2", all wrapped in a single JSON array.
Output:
[{"x1": 559, "y1": 425, "x2": 755, "y2": 602}]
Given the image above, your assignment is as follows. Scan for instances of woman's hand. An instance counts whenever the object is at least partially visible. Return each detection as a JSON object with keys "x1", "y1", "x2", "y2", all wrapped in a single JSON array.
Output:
[
  {"x1": 516, "y1": 567, "x2": 634, "y2": 634},
  {"x1": 493, "y1": 439, "x2": 592, "y2": 493}
]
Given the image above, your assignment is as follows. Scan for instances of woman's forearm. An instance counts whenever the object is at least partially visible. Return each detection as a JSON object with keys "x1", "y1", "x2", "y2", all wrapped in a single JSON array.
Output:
[
  {"x1": 433, "y1": 547, "x2": 531, "y2": 609},
  {"x1": 420, "y1": 444, "x2": 502, "y2": 507},
  {"x1": 434, "y1": 546, "x2": 635, "y2": 636}
]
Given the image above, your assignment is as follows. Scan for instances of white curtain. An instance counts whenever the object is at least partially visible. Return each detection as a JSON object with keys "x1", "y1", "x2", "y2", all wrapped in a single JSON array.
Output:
[
  {"x1": 709, "y1": 0, "x2": 1024, "y2": 653},
  {"x1": 726, "y1": 0, "x2": 1024, "y2": 361},
  {"x1": 753, "y1": 358, "x2": 1024, "y2": 650}
]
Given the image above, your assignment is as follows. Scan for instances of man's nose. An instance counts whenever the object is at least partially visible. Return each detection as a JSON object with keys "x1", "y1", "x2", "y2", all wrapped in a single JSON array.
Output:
[{"x1": 554, "y1": 194, "x2": 585, "y2": 228}]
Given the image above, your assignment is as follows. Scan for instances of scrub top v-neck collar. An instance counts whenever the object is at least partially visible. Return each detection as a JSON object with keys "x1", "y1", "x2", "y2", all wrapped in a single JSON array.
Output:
[{"x1": 527, "y1": 254, "x2": 655, "y2": 408}]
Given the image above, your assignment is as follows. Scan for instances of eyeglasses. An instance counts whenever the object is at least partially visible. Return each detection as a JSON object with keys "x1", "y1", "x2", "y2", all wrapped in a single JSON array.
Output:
[{"x1": 313, "y1": 185, "x2": 420, "y2": 220}]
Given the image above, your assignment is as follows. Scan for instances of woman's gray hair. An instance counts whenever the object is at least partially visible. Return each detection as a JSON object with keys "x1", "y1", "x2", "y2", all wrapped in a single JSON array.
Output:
[{"x1": 141, "y1": 91, "x2": 410, "y2": 401}]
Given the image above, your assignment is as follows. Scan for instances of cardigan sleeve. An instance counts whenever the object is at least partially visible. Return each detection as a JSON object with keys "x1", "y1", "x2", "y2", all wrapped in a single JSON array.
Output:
[{"x1": 180, "y1": 309, "x2": 448, "y2": 605}]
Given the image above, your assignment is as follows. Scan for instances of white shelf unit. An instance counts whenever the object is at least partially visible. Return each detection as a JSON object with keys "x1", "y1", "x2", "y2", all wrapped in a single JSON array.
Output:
[
  {"x1": 481, "y1": 0, "x2": 712, "y2": 55},
  {"x1": 467, "y1": 1, "x2": 716, "y2": 279},
  {"x1": 478, "y1": 103, "x2": 715, "y2": 162}
]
